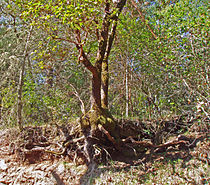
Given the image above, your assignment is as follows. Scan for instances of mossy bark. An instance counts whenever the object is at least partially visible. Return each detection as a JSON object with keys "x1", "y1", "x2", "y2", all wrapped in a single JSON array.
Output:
[
  {"x1": 80, "y1": 108, "x2": 149, "y2": 161},
  {"x1": 80, "y1": 107, "x2": 120, "y2": 163},
  {"x1": 80, "y1": 107, "x2": 118, "y2": 139}
]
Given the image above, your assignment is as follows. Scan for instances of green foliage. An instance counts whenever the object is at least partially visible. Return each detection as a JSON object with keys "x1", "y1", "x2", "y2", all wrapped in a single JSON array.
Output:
[
  {"x1": 1, "y1": 0, "x2": 208, "y2": 126},
  {"x1": 13, "y1": 0, "x2": 103, "y2": 34},
  {"x1": 109, "y1": 0, "x2": 209, "y2": 119}
]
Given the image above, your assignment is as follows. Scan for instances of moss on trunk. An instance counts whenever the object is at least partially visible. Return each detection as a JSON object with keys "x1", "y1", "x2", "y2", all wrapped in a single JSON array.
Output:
[{"x1": 80, "y1": 107, "x2": 118, "y2": 139}]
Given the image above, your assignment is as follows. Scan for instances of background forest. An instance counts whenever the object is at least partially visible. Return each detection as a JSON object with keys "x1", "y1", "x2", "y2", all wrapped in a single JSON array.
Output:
[
  {"x1": 0, "y1": 0, "x2": 209, "y2": 128},
  {"x1": 0, "y1": 0, "x2": 208, "y2": 128}
]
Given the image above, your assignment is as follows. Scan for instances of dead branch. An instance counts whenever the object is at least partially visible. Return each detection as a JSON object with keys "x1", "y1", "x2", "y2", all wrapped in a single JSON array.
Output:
[{"x1": 69, "y1": 83, "x2": 86, "y2": 114}]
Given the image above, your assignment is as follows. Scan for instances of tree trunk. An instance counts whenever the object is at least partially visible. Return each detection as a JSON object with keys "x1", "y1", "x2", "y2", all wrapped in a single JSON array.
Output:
[
  {"x1": 17, "y1": 26, "x2": 32, "y2": 131},
  {"x1": 80, "y1": 0, "x2": 127, "y2": 130},
  {"x1": 46, "y1": 64, "x2": 53, "y2": 89},
  {"x1": 79, "y1": 0, "x2": 127, "y2": 163},
  {"x1": 101, "y1": 58, "x2": 109, "y2": 109},
  {"x1": 91, "y1": 68, "x2": 102, "y2": 109},
  {"x1": 101, "y1": 21, "x2": 118, "y2": 109},
  {"x1": 125, "y1": 61, "x2": 129, "y2": 117}
]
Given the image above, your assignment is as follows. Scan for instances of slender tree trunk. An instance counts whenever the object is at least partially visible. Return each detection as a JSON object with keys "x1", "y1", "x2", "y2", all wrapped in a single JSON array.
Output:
[
  {"x1": 17, "y1": 26, "x2": 32, "y2": 131},
  {"x1": 125, "y1": 38, "x2": 130, "y2": 117},
  {"x1": 46, "y1": 64, "x2": 53, "y2": 89},
  {"x1": 0, "y1": 98, "x2": 3, "y2": 124},
  {"x1": 101, "y1": 58, "x2": 109, "y2": 109},
  {"x1": 125, "y1": 62, "x2": 129, "y2": 117}
]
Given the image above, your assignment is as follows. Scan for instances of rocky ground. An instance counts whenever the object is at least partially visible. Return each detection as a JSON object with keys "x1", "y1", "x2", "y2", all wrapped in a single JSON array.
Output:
[{"x1": 0, "y1": 119, "x2": 209, "y2": 185}]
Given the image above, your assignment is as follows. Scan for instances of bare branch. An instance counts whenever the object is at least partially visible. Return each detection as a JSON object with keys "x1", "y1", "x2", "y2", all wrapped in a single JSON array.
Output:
[
  {"x1": 75, "y1": 30, "x2": 96, "y2": 74},
  {"x1": 130, "y1": 0, "x2": 158, "y2": 40},
  {"x1": 69, "y1": 83, "x2": 86, "y2": 115}
]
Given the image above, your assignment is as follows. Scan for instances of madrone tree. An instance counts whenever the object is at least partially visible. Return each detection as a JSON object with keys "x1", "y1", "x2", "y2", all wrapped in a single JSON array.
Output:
[{"x1": 13, "y1": 0, "x2": 127, "y2": 161}]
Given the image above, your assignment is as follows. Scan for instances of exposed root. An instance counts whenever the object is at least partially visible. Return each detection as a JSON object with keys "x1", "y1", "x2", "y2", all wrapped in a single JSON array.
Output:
[
  {"x1": 98, "y1": 124, "x2": 120, "y2": 151},
  {"x1": 121, "y1": 134, "x2": 208, "y2": 154},
  {"x1": 13, "y1": 115, "x2": 208, "y2": 165}
]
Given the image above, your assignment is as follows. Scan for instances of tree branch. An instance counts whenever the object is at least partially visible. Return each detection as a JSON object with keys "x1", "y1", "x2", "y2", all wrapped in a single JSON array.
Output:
[
  {"x1": 130, "y1": 0, "x2": 158, "y2": 40},
  {"x1": 75, "y1": 30, "x2": 96, "y2": 74},
  {"x1": 96, "y1": 1, "x2": 111, "y2": 64},
  {"x1": 69, "y1": 83, "x2": 86, "y2": 115}
]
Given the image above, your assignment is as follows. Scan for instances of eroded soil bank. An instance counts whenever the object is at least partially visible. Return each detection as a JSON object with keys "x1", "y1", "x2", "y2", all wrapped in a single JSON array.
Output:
[{"x1": 0, "y1": 116, "x2": 209, "y2": 184}]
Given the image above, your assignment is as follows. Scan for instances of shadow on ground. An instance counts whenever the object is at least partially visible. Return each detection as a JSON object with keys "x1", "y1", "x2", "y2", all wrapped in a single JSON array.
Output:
[{"x1": 80, "y1": 134, "x2": 209, "y2": 184}]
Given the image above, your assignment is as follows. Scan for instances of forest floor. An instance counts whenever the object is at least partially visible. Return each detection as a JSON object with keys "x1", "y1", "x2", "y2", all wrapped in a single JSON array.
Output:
[{"x1": 0, "y1": 118, "x2": 209, "y2": 185}]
